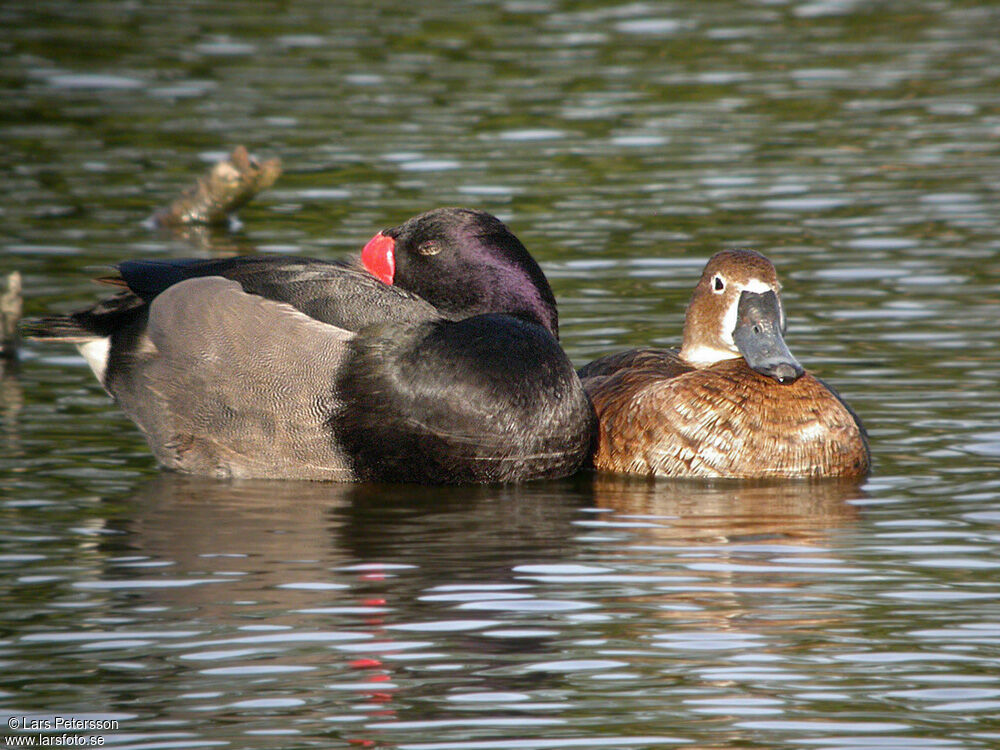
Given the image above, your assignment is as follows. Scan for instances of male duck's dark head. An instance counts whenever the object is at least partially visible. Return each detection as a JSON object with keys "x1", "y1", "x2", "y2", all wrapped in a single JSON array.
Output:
[
  {"x1": 679, "y1": 249, "x2": 804, "y2": 384},
  {"x1": 361, "y1": 207, "x2": 560, "y2": 338}
]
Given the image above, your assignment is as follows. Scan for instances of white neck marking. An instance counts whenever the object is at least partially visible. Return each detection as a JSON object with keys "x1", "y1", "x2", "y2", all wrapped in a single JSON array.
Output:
[{"x1": 682, "y1": 343, "x2": 740, "y2": 366}]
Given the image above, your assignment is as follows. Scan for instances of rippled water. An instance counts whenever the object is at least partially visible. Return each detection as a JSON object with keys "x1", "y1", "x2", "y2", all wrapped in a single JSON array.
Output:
[{"x1": 2, "y1": 1, "x2": 1000, "y2": 748}]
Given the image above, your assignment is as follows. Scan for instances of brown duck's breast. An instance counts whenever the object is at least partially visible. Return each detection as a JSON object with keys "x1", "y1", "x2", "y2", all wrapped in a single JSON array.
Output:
[{"x1": 588, "y1": 357, "x2": 870, "y2": 479}]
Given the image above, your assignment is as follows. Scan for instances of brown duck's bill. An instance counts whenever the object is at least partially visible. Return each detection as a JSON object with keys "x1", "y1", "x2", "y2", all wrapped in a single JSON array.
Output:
[{"x1": 732, "y1": 290, "x2": 805, "y2": 384}]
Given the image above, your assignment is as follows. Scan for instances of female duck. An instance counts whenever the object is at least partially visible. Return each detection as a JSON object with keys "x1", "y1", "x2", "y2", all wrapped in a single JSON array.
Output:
[
  {"x1": 29, "y1": 208, "x2": 595, "y2": 484},
  {"x1": 579, "y1": 249, "x2": 870, "y2": 479}
]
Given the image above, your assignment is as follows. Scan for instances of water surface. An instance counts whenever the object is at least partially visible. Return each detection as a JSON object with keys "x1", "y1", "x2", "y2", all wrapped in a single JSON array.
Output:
[{"x1": 2, "y1": 1, "x2": 1000, "y2": 748}]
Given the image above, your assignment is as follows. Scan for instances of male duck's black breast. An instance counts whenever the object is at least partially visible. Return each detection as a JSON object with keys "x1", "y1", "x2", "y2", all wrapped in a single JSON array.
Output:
[{"x1": 334, "y1": 314, "x2": 595, "y2": 484}]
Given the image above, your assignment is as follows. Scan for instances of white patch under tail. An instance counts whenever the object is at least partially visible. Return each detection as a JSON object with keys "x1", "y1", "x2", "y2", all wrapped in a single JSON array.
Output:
[{"x1": 77, "y1": 337, "x2": 111, "y2": 384}]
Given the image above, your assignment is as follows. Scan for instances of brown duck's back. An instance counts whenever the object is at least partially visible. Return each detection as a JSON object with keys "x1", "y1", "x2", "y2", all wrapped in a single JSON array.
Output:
[{"x1": 582, "y1": 351, "x2": 870, "y2": 479}]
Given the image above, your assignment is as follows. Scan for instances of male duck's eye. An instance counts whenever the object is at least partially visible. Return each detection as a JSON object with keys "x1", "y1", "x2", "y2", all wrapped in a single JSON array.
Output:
[
  {"x1": 712, "y1": 275, "x2": 725, "y2": 292},
  {"x1": 417, "y1": 240, "x2": 442, "y2": 257}
]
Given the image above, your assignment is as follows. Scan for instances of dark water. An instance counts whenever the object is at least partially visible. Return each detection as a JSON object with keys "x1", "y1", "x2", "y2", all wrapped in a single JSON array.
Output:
[{"x1": 2, "y1": 1, "x2": 1000, "y2": 748}]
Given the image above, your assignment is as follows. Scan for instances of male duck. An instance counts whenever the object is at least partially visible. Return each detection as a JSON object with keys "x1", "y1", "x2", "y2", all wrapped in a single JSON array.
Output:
[
  {"x1": 28, "y1": 208, "x2": 595, "y2": 484},
  {"x1": 578, "y1": 249, "x2": 870, "y2": 479}
]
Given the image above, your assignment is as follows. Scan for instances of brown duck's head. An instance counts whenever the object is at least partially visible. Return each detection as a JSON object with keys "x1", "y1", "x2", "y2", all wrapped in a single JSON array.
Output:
[{"x1": 679, "y1": 249, "x2": 804, "y2": 384}]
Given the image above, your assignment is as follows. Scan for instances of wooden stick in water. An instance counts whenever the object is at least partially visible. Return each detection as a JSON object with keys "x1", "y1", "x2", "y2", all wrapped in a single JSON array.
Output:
[
  {"x1": 150, "y1": 145, "x2": 282, "y2": 228},
  {"x1": 1, "y1": 271, "x2": 22, "y2": 359}
]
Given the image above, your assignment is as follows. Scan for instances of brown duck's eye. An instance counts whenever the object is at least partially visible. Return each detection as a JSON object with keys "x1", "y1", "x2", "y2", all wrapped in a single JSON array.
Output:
[
  {"x1": 712, "y1": 275, "x2": 725, "y2": 292},
  {"x1": 417, "y1": 240, "x2": 442, "y2": 257}
]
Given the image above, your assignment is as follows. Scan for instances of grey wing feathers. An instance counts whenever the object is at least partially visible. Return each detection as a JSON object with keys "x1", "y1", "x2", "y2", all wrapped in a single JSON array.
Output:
[{"x1": 115, "y1": 277, "x2": 355, "y2": 480}]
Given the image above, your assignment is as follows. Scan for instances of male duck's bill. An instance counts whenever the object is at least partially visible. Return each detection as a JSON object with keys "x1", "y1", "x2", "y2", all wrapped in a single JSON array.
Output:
[{"x1": 361, "y1": 232, "x2": 396, "y2": 285}]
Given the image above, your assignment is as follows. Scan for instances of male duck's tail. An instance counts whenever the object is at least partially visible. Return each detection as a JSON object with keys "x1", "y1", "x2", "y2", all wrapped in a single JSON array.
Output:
[{"x1": 22, "y1": 290, "x2": 145, "y2": 342}]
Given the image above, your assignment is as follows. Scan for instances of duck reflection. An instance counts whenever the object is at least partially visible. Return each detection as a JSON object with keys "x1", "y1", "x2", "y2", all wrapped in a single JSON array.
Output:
[
  {"x1": 588, "y1": 473, "x2": 864, "y2": 545},
  {"x1": 83, "y1": 473, "x2": 868, "y2": 744},
  {"x1": 89, "y1": 475, "x2": 594, "y2": 737},
  {"x1": 96, "y1": 472, "x2": 863, "y2": 617},
  {"x1": 584, "y1": 473, "x2": 866, "y2": 637},
  {"x1": 97, "y1": 474, "x2": 592, "y2": 618}
]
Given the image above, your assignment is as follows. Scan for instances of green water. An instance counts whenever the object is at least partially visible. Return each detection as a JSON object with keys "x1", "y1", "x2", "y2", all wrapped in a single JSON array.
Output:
[{"x1": 2, "y1": 1, "x2": 1000, "y2": 748}]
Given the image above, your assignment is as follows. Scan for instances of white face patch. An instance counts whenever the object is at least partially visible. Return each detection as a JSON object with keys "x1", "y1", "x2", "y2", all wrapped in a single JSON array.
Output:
[
  {"x1": 718, "y1": 276, "x2": 773, "y2": 349},
  {"x1": 719, "y1": 294, "x2": 740, "y2": 349},
  {"x1": 742, "y1": 278, "x2": 771, "y2": 294},
  {"x1": 683, "y1": 342, "x2": 741, "y2": 366}
]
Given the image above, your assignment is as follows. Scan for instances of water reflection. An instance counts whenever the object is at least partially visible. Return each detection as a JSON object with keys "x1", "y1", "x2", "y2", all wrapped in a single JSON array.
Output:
[
  {"x1": 589, "y1": 474, "x2": 863, "y2": 546},
  {"x1": 565, "y1": 476, "x2": 864, "y2": 646},
  {"x1": 148, "y1": 223, "x2": 263, "y2": 258},
  {"x1": 57, "y1": 473, "x2": 864, "y2": 747},
  {"x1": 81, "y1": 476, "x2": 598, "y2": 638},
  {"x1": 40, "y1": 477, "x2": 599, "y2": 746},
  {"x1": 0, "y1": 358, "x2": 24, "y2": 456},
  {"x1": 6, "y1": 467, "x2": 999, "y2": 747},
  {"x1": 103, "y1": 474, "x2": 865, "y2": 587},
  {"x1": 5, "y1": 0, "x2": 1000, "y2": 746}
]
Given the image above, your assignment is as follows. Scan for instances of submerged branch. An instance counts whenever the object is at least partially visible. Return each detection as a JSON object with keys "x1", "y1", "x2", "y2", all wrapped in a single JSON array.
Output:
[
  {"x1": 1, "y1": 271, "x2": 22, "y2": 359},
  {"x1": 150, "y1": 145, "x2": 282, "y2": 228},
  {"x1": 0, "y1": 271, "x2": 24, "y2": 359}
]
